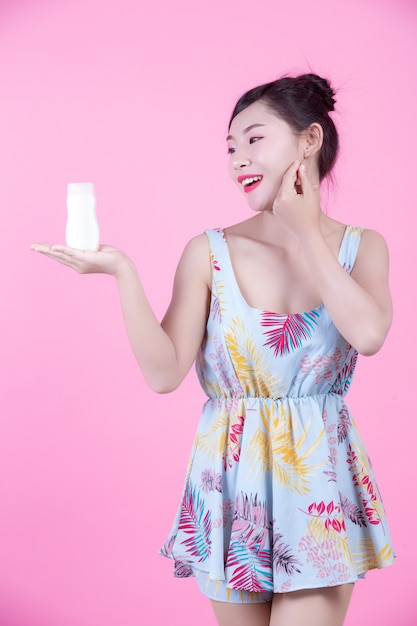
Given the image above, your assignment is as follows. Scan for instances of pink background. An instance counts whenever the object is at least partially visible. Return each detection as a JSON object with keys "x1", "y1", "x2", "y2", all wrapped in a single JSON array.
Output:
[{"x1": 0, "y1": 0, "x2": 415, "y2": 624}]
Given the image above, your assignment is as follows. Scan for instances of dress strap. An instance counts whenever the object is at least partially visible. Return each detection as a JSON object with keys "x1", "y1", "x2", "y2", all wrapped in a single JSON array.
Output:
[
  {"x1": 337, "y1": 225, "x2": 364, "y2": 275},
  {"x1": 204, "y1": 228, "x2": 229, "y2": 290},
  {"x1": 205, "y1": 225, "x2": 364, "y2": 282},
  {"x1": 204, "y1": 229, "x2": 227, "y2": 269}
]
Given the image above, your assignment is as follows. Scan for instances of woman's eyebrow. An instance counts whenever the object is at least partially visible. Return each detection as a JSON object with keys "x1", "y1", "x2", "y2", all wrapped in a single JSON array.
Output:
[{"x1": 226, "y1": 123, "x2": 266, "y2": 142}]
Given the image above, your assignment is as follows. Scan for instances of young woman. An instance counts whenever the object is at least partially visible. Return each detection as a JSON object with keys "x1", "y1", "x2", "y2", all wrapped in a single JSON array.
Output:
[{"x1": 31, "y1": 73, "x2": 395, "y2": 626}]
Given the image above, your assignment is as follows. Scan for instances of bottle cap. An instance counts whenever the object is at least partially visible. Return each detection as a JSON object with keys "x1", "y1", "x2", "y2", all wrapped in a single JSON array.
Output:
[{"x1": 67, "y1": 182, "x2": 95, "y2": 196}]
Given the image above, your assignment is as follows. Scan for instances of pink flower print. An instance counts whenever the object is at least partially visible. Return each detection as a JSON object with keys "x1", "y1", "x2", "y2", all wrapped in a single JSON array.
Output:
[
  {"x1": 324, "y1": 518, "x2": 346, "y2": 533},
  {"x1": 313, "y1": 356, "x2": 323, "y2": 372},
  {"x1": 174, "y1": 561, "x2": 194, "y2": 577},
  {"x1": 224, "y1": 414, "x2": 245, "y2": 468},
  {"x1": 317, "y1": 567, "x2": 332, "y2": 579},
  {"x1": 273, "y1": 533, "x2": 302, "y2": 576},
  {"x1": 346, "y1": 445, "x2": 382, "y2": 526},
  {"x1": 337, "y1": 407, "x2": 352, "y2": 443},
  {"x1": 219, "y1": 370, "x2": 233, "y2": 390},
  {"x1": 160, "y1": 534, "x2": 176, "y2": 557},
  {"x1": 323, "y1": 414, "x2": 339, "y2": 476},
  {"x1": 280, "y1": 580, "x2": 292, "y2": 592},
  {"x1": 222, "y1": 499, "x2": 235, "y2": 527},
  {"x1": 201, "y1": 468, "x2": 223, "y2": 493},
  {"x1": 210, "y1": 336, "x2": 229, "y2": 369},
  {"x1": 339, "y1": 492, "x2": 367, "y2": 527},
  {"x1": 323, "y1": 455, "x2": 337, "y2": 481},
  {"x1": 300, "y1": 355, "x2": 311, "y2": 373},
  {"x1": 230, "y1": 416, "x2": 244, "y2": 445},
  {"x1": 312, "y1": 353, "x2": 334, "y2": 385},
  {"x1": 298, "y1": 533, "x2": 313, "y2": 552},
  {"x1": 307, "y1": 500, "x2": 346, "y2": 534},
  {"x1": 323, "y1": 354, "x2": 333, "y2": 368},
  {"x1": 212, "y1": 297, "x2": 221, "y2": 321}
]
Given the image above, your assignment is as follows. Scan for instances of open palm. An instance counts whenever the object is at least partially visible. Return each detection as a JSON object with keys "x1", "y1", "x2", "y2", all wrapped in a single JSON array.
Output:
[{"x1": 30, "y1": 243, "x2": 129, "y2": 276}]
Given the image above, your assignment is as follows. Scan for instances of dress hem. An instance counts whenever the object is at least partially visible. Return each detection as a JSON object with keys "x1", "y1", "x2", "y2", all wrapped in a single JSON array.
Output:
[{"x1": 159, "y1": 550, "x2": 396, "y2": 596}]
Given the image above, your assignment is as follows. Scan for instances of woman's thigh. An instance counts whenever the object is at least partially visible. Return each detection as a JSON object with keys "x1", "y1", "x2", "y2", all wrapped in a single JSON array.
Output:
[
  {"x1": 210, "y1": 599, "x2": 272, "y2": 626},
  {"x1": 270, "y1": 584, "x2": 354, "y2": 626}
]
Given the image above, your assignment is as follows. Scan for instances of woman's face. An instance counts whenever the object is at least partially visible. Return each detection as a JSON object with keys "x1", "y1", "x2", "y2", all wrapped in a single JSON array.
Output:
[{"x1": 227, "y1": 101, "x2": 304, "y2": 213}]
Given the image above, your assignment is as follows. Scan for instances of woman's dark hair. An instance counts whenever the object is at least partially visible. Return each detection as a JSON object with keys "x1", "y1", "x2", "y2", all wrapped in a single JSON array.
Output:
[{"x1": 229, "y1": 74, "x2": 338, "y2": 181}]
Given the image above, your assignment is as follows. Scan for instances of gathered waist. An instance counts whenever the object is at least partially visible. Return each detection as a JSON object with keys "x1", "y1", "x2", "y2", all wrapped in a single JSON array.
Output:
[{"x1": 205, "y1": 392, "x2": 343, "y2": 402}]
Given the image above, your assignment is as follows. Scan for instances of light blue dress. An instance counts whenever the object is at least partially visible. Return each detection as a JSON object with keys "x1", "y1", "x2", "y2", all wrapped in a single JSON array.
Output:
[{"x1": 161, "y1": 226, "x2": 395, "y2": 600}]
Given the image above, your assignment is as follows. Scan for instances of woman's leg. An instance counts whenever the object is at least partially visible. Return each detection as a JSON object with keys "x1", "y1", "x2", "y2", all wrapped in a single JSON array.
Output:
[
  {"x1": 210, "y1": 599, "x2": 272, "y2": 626},
  {"x1": 269, "y1": 584, "x2": 354, "y2": 626}
]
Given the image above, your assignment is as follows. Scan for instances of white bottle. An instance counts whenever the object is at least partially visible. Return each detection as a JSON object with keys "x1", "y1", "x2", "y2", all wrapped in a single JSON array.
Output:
[{"x1": 66, "y1": 182, "x2": 100, "y2": 251}]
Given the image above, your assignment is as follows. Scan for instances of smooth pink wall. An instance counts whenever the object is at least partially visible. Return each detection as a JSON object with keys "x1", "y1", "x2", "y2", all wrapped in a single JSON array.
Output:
[{"x1": 0, "y1": 0, "x2": 415, "y2": 624}]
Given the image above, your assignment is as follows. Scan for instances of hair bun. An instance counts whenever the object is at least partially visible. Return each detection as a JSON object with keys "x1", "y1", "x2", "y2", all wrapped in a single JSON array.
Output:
[{"x1": 300, "y1": 73, "x2": 336, "y2": 112}]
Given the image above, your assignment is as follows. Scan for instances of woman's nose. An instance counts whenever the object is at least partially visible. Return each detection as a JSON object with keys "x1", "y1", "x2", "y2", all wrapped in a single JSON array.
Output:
[{"x1": 233, "y1": 154, "x2": 251, "y2": 170}]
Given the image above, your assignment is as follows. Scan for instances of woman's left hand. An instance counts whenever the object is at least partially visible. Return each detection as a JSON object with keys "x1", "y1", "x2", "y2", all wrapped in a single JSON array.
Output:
[{"x1": 272, "y1": 160, "x2": 321, "y2": 237}]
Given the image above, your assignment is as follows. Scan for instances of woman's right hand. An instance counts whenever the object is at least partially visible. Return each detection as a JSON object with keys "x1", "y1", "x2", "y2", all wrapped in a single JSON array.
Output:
[
  {"x1": 30, "y1": 243, "x2": 130, "y2": 277},
  {"x1": 30, "y1": 234, "x2": 211, "y2": 393}
]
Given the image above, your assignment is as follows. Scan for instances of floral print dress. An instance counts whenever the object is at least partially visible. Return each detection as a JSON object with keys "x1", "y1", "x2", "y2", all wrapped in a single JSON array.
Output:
[{"x1": 160, "y1": 226, "x2": 395, "y2": 596}]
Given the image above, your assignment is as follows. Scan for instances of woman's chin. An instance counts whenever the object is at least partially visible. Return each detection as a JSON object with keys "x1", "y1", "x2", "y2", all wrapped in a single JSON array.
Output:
[{"x1": 248, "y1": 201, "x2": 272, "y2": 214}]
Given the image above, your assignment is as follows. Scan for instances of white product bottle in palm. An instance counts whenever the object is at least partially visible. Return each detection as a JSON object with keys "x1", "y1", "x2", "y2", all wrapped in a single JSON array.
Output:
[{"x1": 66, "y1": 182, "x2": 100, "y2": 251}]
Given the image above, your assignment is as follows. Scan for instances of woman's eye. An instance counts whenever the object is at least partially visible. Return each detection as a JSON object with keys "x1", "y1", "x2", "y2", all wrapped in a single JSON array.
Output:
[
  {"x1": 227, "y1": 147, "x2": 235, "y2": 154},
  {"x1": 249, "y1": 136, "x2": 262, "y2": 144}
]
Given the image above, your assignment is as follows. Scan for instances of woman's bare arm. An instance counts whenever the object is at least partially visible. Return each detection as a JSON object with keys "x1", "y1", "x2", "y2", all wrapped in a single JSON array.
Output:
[
  {"x1": 298, "y1": 228, "x2": 392, "y2": 355},
  {"x1": 273, "y1": 162, "x2": 392, "y2": 356},
  {"x1": 31, "y1": 233, "x2": 211, "y2": 392}
]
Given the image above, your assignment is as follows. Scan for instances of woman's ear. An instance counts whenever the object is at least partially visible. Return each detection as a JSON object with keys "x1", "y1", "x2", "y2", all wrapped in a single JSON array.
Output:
[{"x1": 303, "y1": 123, "x2": 323, "y2": 159}]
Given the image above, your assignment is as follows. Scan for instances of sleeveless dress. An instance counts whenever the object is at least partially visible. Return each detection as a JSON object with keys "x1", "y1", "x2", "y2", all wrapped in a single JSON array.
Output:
[{"x1": 160, "y1": 225, "x2": 395, "y2": 597}]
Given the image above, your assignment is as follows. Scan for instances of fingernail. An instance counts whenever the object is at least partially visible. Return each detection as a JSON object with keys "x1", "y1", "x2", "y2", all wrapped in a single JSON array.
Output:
[{"x1": 301, "y1": 163, "x2": 306, "y2": 172}]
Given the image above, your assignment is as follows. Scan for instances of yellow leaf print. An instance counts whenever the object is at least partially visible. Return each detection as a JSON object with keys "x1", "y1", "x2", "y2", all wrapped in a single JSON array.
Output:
[
  {"x1": 224, "y1": 318, "x2": 287, "y2": 398},
  {"x1": 197, "y1": 399, "x2": 244, "y2": 469},
  {"x1": 377, "y1": 543, "x2": 394, "y2": 567},
  {"x1": 351, "y1": 538, "x2": 378, "y2": 572},
  {"x1": 203, "y1": 380, "x2": 230, "y2": 399},
  {"x1": 308, "y1": 515, "x2": 354, "y2": 567},
  {"x1": 345, "y1": 225, "x2": 364, "y2": 238},
  {"x1": 348, "y1": 430, "x2": 385, "y2": 526},
  {"x1": 351, "y1": 538, "x2": 394, "y2": 572},
  {"x1": 247, "y1": 403, "x2": 325, "y2": 495},
  {"x1": 196, "y1": 409, "x2": 229, "y2": 461}
]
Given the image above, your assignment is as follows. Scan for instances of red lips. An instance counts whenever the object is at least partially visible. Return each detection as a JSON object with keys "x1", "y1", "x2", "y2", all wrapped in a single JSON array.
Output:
[{"x1": 237, "y1": 174, "x2": 263, "y2": 193}]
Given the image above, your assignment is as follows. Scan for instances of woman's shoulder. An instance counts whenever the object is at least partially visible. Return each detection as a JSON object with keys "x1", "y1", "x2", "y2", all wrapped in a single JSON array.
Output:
[
  {"x1": 340, "y1": 226, "x2": 390, "y2": 284},
  {"x1": 170, "y1": 233, "x2": 212, "y2": 290},
  {"x1": 181, "y1": 232, "x2": 212, "y2": 259},
  {"x1": 324, "y1": 219, "x2": 389, "y2": 263},
  {"x1": 355, "y1": 227, "x2": 389, "y2": 265},
  {"x1": 358, "y1": 227, "x2": 388, "y2": 245},
  {"x1": 327, "y1": 217, "x2": 386, "y2": 245}
]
